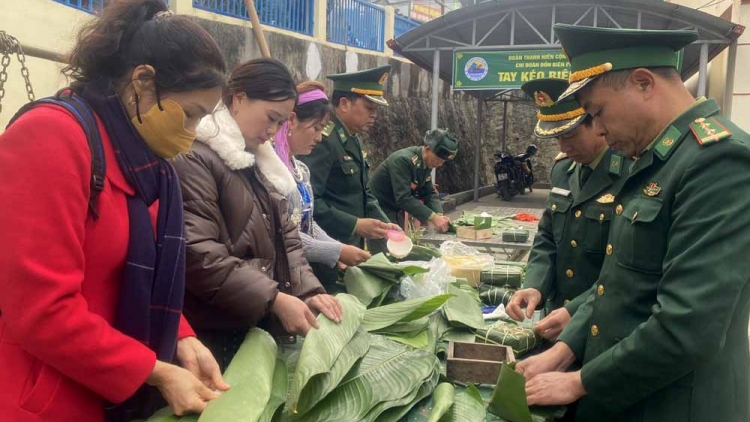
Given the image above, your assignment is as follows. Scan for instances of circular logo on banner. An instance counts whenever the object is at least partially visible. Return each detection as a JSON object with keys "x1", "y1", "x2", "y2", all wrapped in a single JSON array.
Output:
[{"x1": 464, "y1": 57, "x2": 489, "y2": 82}]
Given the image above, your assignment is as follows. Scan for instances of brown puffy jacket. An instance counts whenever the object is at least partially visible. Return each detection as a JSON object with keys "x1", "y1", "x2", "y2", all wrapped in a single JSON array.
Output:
[{"x1": 172, "y1": 108, "x2": 325, "y2": 333}]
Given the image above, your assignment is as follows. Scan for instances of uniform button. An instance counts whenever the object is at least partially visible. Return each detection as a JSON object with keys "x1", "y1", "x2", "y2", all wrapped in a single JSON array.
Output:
[
  {"x1": 552, "y1": 204, "x2": 557, "y2": 211},
  {"x1": 284, "y1": 282, "x2": 291, "y2": 288},
  {"x1": 261, "y1": 266, "x2": 267, "y2": 272},
  {"x1": 606, "y1": 244, "x2": 613, "y2": 255},
  {"x1": 616, "y1": 204, "x2": 623, "y2": 215},
  {"x1": 599, "y1": 213, "x2": 605, "y2": 221},
  {"x1": 566, "y1": 269, "x2": 574, "y2": 278},
  {"x1": 575, "y1": 210, "x2": 582, "y2": 218},
  {"x1": 570, "y1": 240, "x2": 578, "y2": 248},
  {"x1": 563, "y1": 299, "x2": 570, "y2": 305},
  {"x1": 597, "y1": 285, "x2": 605, "y2": 296},
  {"x1": 288, "y1": 336, "x2": 296, "y2": 343},
  {"x1": 591, "y1": 324, "x2": 599, "y2": 337}
]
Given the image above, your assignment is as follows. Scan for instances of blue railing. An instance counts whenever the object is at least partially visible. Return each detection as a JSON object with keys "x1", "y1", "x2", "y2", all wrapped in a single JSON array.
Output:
[
  {"x1": 394, "y1": 15, "x2": 419, "y2": 39},
  {"x1": 53, "y1": 0, "x2": 108, "y2": 13},
  {"x1": 327, "y1": 0, "x2": 385, "y2": 52},
  {"x1": 193, "y1": 0, "x2": 314, "y2": 36}
]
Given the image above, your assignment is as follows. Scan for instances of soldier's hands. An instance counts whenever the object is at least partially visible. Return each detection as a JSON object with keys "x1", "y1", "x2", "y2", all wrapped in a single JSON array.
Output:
[
  {"x1": 355, "y1": 218, "x2": 391, "y2": 239},
  {"x1": 516, "y1": 342, "x2": 576, "y2": 381},
  {"x1": 534, "y1": 308, "x2": 571, "y2": 341},
  {"x1": 429, "y1": 214, "x2": 451, "y2": 233},
  {"x1": 526, "y1": 371, "x2": 586, "y2": 406},
  {"x1": 506, "y1": 288, "x2": 543, "y2": 321},
  {"x1": 339, "y1": 245, "x2": 372, "y2": 266}
]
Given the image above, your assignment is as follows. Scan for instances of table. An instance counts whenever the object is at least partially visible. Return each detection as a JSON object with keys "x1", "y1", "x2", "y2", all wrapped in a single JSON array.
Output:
[{"x1": 418, "y1": 206, "x2": 544, "y2": 261}]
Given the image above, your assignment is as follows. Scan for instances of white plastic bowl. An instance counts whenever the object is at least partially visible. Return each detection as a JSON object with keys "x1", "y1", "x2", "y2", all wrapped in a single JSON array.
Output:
[{"x1": 387, "y1": 236, "x2": 414, "y2": 259}]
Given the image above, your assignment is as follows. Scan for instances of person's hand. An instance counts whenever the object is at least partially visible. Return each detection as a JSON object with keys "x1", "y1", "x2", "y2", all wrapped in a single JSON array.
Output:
[
  {"x1": 506, "y1": 288, "x2": 543, "y2": 322},
  {"x1": 147, "y1": 361, "x2": 219, "y2": 416},
  {"x1": 534, "y1": 308, "x2": 571, "y2": 341},
  {"x1": 526, "y1": 371, "x2": 586, "y2": 406},
  {"x1": 516, "y1": 342, "x2": 576, "y2": 381},
  {"x1": 429, "y1": 214, "x2": 451, "y2": 233},
  {"x1": 270, "y1": 292, "x2": 318, "y2": 336},
  {"x1": 339, "y1": 245, "x2": 371, "y2": 266},
  {"x1": 355, "y1": 218, "x2": 391, "y2": 239},
  {"x1": 306, "y1": 294, "x2": 344, "y2": 323},
  {"x1": 337, "y1": 261, "x2": 348, "y2": 271},
  {"x1": 385, "y1": 223, "x2": 403, "y2": 233},
  {"x1": 176, "y1": 337, "x2": 231, "y2": 391}
]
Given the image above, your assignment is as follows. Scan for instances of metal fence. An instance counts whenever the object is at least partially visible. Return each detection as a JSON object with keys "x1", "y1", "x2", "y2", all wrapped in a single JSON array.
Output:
[
  {"x1": 193, "y1": 0, "x2": 314, "y2": 36},
  {"x1": 327, "y1": 0, "x2": 385, "y2": 52},
  {"x1": 394, "y1": 15, "x2": 419, "y2": 39},
  {"x1": 52, "y1": 0, "x2": 108, "y2": 13}
]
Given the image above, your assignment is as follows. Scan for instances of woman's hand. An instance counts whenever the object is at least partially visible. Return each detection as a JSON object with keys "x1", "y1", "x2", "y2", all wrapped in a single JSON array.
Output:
[
  {"x1": 339, "y1": 245, "x2": 371, "y2": 266},
  {"x1": 147, "y1": 361, "x2": 219, "y2": 416},
  {"x1": 176, "y1": 337, "x2": 231, "y2": 391},
  {"x1": 306, "y1": 294, "x2": 343, "y2": 323},
  {"x1": 270, "y1": 292, "x2": 319, "y2": 336}
]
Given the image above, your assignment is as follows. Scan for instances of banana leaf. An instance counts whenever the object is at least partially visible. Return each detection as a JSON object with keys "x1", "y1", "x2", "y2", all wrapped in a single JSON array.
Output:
[
  {"x1": 426, "y1": 383, "x2": 455, "y2": 422},
  {"x1": 426, "y1": 312, "x2": 450, "y2": 356},
  {"x1": 142, "y1": 407, "x2": 179, "y2": 421},
  {"x1": 384, "y1": 329, "x2": 429, "y2": 349},
  {"x1": 287, "y1": 294, "x2": 366, "y2": 414},
  {"x1": 358, "y1": 253, "x2": 430, "y2": 283},
  {"x1": 374, "y1": 316, "x2": 430, "y2": 334},
  {"x1": 259, "y1": 358, "x2": 289, "y2": 422},
  {"x1": 361, "y1": 366, "x2": 439, "y2": 422},
  {"x1": 475, "y1": 321, "x2": 542, "y2": 357},
  {"x1": 488, "y1": 363, "x2": 532, "y2": 422},
  {"x1": 442, "y1": 284, "x2": 484, "y2": 330},
  {"x1": 294, "y1": 329, "x2": 372, "y2": 416},
  {"x1": 362, "y1": 294, "x2": 453, "y2": 332},
  {"x1": 373, "y1": 369, "x2": 441, "y2": 422},
  {"x1": 438, "y1": 384, "x2": 486, "y2": 422},
  {"x1": 393, "y1": 244, "x2": 442, "y2": 262},
  {"x1": 480, "y1": 265, "x2": 524, "y2": 288},
  {"x1": 479, "y1": 286, "x2": 516, "y2": 307},
  {"x1": 344, "y1": 266, "x2": 391, "y2": 306},
  {"x1": 287, "y1": 335, "x2": 440, "y2": 422},
  {"x1": 199, "y1": 328, "x2": 278, "y2": 422}
]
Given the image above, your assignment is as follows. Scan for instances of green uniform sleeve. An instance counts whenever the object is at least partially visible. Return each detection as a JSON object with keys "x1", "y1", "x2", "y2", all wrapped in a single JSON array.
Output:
[
  {"x1": 419, "y1": 177, "x2": 443, "y2": 215},
  {"x1": 305, "y1": 137, "x2": 359, "y2": 238},
  {"x1": 564, "y1": 286, "x2": 590, "y2": 317},
  {"x1": 388, "y1": 156, "x2": 436, "y2": 222},
  {"x1": 557, "y1": 284, "x2": 596, "y2": 359},
  {"x1": 580, "y1": 141, "x2": 750, "y2": 412},
  {"x1": 366, "y1": 186, "x2": 390, "y2": 223},
  {"x1": 521, "y1": 192, "x2": 557, "y2": 300}
]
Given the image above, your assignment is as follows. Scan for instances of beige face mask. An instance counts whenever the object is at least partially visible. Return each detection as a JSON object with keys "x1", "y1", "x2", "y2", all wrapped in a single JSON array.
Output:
[{"x1": 131, "y1": 99, "x2": 196, "y2": 159}]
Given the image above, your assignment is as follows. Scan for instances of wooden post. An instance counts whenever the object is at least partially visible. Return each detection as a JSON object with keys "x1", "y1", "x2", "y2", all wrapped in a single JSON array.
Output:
[{"x1": 242, "y1": 0, "x2": 271, "y2": 57}]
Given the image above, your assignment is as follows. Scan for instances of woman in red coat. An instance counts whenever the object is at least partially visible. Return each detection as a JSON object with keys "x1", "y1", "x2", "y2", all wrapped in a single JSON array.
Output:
[{"x1": 0, "y1": 1, "x2": 229, "y2": 421}]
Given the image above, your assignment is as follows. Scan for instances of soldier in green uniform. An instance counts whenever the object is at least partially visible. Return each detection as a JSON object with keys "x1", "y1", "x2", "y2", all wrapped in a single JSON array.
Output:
[
  {"x1": 369, "y1": 129, "x2": 458, "y2": 233},
  {"x1": 519, "y1": 25, "x2": 750, "y2": 422},
  {"x1": 506, "y1": 79, "x2": 631, "y2": 342},
  {"x1": 299, "y1": 66, "x2": 400, "y2": 286}
]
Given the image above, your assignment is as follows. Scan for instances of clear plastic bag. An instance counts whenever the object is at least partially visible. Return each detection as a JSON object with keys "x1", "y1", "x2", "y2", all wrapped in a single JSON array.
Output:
[
  {"x1": 438, "y1": 241, "x2": 495, "y2": 287},
  {"x1": 400, "y1": 258, "x2": 455, "y2": 299}
]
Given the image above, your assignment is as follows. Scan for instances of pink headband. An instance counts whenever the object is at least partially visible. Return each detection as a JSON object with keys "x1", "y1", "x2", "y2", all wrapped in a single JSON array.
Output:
[{"x1": 298, "y1": 89, "x2": 328, "y2": 105}]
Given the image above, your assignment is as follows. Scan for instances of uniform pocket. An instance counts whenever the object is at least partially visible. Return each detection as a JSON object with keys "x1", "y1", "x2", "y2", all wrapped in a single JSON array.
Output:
[
  {"x1": 615, "y1": 197, "x2": 665, "y2": 274},
  {"x1": 547, "y1": 195, "x2": 572, "y2": 244},
  {"x1": 19, "y1": 358, "x2": 62, "y2": 415},
  {"x1": 340, "y1": 161, "x2": 360, "y2": 176},
  {"x1": 583, "y1": 205, "x2": 613, "y2": 253}
]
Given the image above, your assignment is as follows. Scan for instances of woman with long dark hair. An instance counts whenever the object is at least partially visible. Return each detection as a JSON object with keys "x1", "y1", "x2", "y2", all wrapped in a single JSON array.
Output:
[
  {"x1": 0, "y1": 1, "x2": 229, "y2": 421},
  {"x1": 173, "y1": 59, "x2": 343, "y2": 370}
]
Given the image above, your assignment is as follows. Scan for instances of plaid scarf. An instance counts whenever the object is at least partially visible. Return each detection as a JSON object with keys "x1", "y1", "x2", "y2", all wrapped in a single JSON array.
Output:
[{"x1": 81, "y1": 82, "x2": 186, "y2": 421}]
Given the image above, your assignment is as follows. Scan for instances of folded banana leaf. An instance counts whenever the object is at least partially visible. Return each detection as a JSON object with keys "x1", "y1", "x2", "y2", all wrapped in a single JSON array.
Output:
[
  {"x1": 259, "y1": 357, "x2": 288, "y2": 422},
  {"x1": 475, "y1": 321, "x2": 542, "y2": 357},
  {"x1": 437, "y1": 384, "x2": 486, "y2": 422},
  {"x1": 391, "y1": 244, "x2": 442, "y2": 262},
  {"x1": 362, "y1": 294, "x2": 453, "y2": 332},
  {"x1": 480, "y1": 265, "x2": 524, "y2": 288},
  {"x1": 502, "y1": 229, "x2": 530, "y2": 243},
  {"x1": 488, "y1": 363, "x2": 533, "y2": 422},
  {"x1": 358, "y1": 253, "x2": 429, "y2": 283},
  {"x1": 287, "y1": 294, "x2": 366, "y2": 414},
  {"x1": 426, "y1": 383, "x2": 455, "y2": 422},
  {"x1": 200, "y1": 328, "x2": 279, "y2": 422},
  {"x1": 442, "y1": 284, "x2": 484, "y2": 330},
  {"x1": 384, "y1": 329, "x2": 429, "y2": 349},
  {"x1": 374, "y1": 369, "x2": 441, "y2": 422},
  {"x1": 480, "y1": 286, "x2": 517, "y2": 307},
  {"x1": 344, "y1": 266, "x2": 391, "y2": 307}
]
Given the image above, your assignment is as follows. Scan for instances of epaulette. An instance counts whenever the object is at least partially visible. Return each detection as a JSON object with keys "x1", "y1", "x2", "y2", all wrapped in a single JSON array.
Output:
[
  {"x1": 690, "y1": 117, "x2": 732, "y2": 146},
  {"x1": 411, "y1": 155, "x2": 419, "y2": 165},
  {"x1": 321, "y1": 121, "x2": 335, "y2": 137},
  {"x1": 609, "y1": 153, "x2": 623, "y2": 176},
  {"x1": 554, "y1": 152, "x2": 568, "y2": 162}
]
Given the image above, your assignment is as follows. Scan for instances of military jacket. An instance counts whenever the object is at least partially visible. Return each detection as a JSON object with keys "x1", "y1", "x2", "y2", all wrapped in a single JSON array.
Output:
[
  {"x1": 369, "y1": 146, "x2": 442, "y2": 226},
  {"x1": 524, "y1": 148, "x2": 630, "y2": 316},
  {"x1": 298, "y1": 115, "x2": 389, "y2": 245},
  {"x1": 559, "y1": 99, "x2": 750, "y2": 422}
]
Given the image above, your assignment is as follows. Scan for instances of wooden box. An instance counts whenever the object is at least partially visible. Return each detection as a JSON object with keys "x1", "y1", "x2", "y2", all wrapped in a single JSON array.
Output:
[
  {"x1": 446, "y1": 341, "x2": 516, "y2": 385},
  {"x1": 456, "y1": 226, "x2": 494, "y2": 240}
]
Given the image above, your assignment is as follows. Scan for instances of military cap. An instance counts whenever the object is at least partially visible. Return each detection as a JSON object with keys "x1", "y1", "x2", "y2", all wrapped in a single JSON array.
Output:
[
  {"x1": 521, "y1": 78, "x2": 586, "y2": 139},
  {"x1": 424, "y1": 128, "x2": 458, "y2": 161},
  {"x1": 553, "y1": 24, "x2": 698, "y2": 101},
  {"x1": 327, "y1": 65, "x2": 391, "y2": 106}
]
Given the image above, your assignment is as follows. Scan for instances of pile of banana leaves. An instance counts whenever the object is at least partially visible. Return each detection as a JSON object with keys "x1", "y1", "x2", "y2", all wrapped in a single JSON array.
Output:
[{"x1": 343, "y1": 252, "x2": 433, "y2": 307}]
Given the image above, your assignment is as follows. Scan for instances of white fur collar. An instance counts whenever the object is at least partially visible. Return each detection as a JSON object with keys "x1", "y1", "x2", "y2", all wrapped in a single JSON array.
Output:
[{"x1": 195, "y1": 107, "x2": 297, "y2": 196}]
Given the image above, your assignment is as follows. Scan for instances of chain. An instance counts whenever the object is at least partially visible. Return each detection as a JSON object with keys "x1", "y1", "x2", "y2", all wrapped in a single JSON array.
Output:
[{"x1": 0, "y1": 31, "x2": 36, "y2": 115}]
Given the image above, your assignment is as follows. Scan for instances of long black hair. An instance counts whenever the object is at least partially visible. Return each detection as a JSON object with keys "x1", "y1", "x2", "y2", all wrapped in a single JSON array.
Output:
[{"x1": 223, "y1": 58, "x2": 297, "y2": 106}]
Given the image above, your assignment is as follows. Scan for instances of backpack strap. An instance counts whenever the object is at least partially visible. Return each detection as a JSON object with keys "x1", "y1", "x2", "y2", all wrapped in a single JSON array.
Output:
[{"x1": 7, "y1": 91, "x2": 106, "y2": 220}]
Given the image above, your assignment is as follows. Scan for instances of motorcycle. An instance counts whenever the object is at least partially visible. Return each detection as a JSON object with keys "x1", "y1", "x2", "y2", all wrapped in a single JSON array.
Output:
[{"x1": 494, "y1": 144, "x2": 537, "y2": 201}]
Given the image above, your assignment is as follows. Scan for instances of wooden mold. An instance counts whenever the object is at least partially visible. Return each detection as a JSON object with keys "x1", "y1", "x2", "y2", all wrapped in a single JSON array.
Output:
[{"x1": 446, "y1": 341, "x2": 516, "y2": 385}]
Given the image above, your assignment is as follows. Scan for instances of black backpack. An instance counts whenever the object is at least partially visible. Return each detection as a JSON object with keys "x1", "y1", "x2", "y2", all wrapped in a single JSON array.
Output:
[{"x1": 7, "y1": 90, "x2": 106, "y2": 219}]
